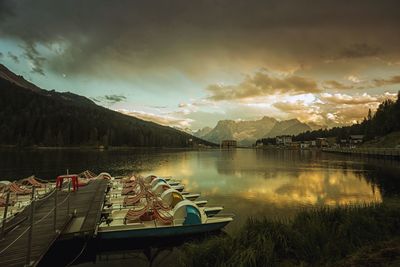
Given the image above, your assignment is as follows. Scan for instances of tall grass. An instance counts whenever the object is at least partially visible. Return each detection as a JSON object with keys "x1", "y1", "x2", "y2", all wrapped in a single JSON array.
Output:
[{"x1": 179, "y1": 204, "x2": 400, "y2": 267}]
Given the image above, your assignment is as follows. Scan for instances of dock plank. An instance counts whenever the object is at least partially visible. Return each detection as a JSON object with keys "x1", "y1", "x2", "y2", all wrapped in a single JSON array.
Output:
[{"x1": 0, "y1": 179, "x2": 108, "y2": 267}]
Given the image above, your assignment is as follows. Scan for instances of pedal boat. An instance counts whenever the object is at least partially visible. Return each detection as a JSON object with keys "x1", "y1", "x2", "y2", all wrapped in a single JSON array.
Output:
[{"x1": 98, "y1": 200, "x2": 232, "y2": 239}]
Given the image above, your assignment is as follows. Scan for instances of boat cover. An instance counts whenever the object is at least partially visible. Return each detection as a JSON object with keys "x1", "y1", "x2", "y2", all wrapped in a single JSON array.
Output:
[{"x1": 183, "y1": 205, "x2": 201, "y2": 225}]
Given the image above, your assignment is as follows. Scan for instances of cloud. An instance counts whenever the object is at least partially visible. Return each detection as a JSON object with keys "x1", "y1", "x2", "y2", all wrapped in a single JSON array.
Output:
[
  {"x1": 323, "y1": 80, "x2": 355, "y2": 90},
  {"x1": 373, "y1": 75, "x2": 400, "y2": 87},
  {"x1": 207, "y1": 71, "x2": 320, "y2": 101},
  {"x1": 347, "y1": 75, "x2": 361, "y2": 83},
  {"x1": 104, "y1": 94, "x2": 126, "y2": 103},
  {"x1": 92, "y1": 94, "x2": 127, "y2": 104},
  {"x1": 273, "y1": 92, "x2": 397, "y2": 126},
  {"x1": 273, "y1": 100, "x2": 325, "y2": 125},
  {"x1": 0, "y1": 1, "x2": 13, "y2": 21},
  {"x1": 20, "y1": 43, "x2": 46, "y2": 75},
  {"x1": 338, "y1": 43, "x2": 381, "y2": 60},
  {"x1": 1, "y1": 0, "x2": 400, "y2": 78},
  {"x1": 7, "y1": 51, "x2": 19, "y2": 63},
  {"x1": 117, "y1": 109, "x2": 193, "y2": 128},
  {"x1": 319, "y1": 92, "x2": 395, "y2": 105},
  {"x1": 178, "y1": 103, "x2": 188, "y2": 108}
]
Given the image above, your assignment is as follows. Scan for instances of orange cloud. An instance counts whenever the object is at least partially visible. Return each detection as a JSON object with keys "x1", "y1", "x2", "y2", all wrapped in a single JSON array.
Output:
[
  {"x1": 374, "y1": 75, "x2": 400, "y2": 87},
  {"x1": 272, "y1": 92, "x2": 397, "y2": 126},
  {"x1": 207, "y1": 71, "x2": 320, "y2": 101},
  {"x1": 323, "y1": 80, "x2": 356, "y2": 90}
]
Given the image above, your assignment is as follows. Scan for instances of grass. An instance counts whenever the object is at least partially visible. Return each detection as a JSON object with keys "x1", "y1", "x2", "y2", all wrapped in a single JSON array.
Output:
[
  {"x1": 362, "y1": 131, "x2": 400, "y2": 148},
  {"x1": 179, "y1": 204, "x2": 400, "y2": 267}
]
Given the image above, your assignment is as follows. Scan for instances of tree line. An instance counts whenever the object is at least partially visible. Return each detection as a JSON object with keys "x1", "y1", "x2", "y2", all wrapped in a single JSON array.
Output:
[
  {"x1": 256, "y1": 91, "x2": 400, "y2": 145},
  {"x1": 0, "y1": 78, "x2": 214, "y2": 148}
]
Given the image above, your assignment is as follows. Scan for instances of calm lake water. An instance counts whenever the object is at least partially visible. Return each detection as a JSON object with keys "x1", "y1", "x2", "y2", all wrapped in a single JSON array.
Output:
[{"x1": 1, "y1": 148, "x2": 399, "y2": 266}]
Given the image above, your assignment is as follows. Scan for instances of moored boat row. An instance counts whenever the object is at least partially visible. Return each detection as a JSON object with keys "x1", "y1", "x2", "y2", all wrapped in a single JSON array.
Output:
[
  {"x1": 1, "y1": 170, "x2": 233, "y2": 240},
  {"x1": 98, "y1": 174, "x2": 233, "y2": 239}
]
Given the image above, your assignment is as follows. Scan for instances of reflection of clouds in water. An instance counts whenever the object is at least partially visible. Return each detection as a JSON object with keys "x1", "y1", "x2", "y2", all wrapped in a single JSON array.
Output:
[
  {"x1": 270, "y1": 171, "x2": 380, "y2": 205},
  {"x1": 140, "y1": 149, "x2": 381, "y2": 207},
  {"x1": 201, "y1": 170, "x2": 380, "y2": 206}
]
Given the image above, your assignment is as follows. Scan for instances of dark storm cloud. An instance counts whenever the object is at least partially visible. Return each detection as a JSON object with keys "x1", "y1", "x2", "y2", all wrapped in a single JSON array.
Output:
[
  {"x1": 338, "y1": 43, "x2": 381, "y2": 60},
  {"x1": 21, "y1": 42, "x2": 46, "y2": 75},
  {"x1": 0, "y1": 0, "x2": 400, "y2": 76},
  {"x1": 0, "y1": 0, "x2": 13, "y2": 21},
  {"x1": 7, "y1": 51, "x2": 19, "y2": 63}
]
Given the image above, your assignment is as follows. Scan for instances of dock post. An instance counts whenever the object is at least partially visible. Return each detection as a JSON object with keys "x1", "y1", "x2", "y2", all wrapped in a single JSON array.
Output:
[
  {"x1": 67, "y1": 180, "x2": 71, "y2": 215},
  {"x1": 31, "y1": 185, "x2": 35, "y2": 201},
  {"x1": 26, "y1": 188, "x2": 35, "y2": 267},
  {"x1": 1, "y1": 192, "x2": 10, "y2": 238},
  {"x1": 54, "y1": 188, "x2": 58, "y2": 232}
]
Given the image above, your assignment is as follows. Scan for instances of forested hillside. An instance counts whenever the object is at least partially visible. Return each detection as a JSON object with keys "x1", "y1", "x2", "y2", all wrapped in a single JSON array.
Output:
[
  {"x1": 293, "y1": 91, "x2": 400, "y2": 142},
  {"x1": 0, "y1": 66, "x2": 214, "y2": 148}
]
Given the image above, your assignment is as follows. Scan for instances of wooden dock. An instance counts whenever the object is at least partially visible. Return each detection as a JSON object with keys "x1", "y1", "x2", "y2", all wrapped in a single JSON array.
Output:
[
  {"x1": 323, "y1": 147, "x2": 400, "y2": 159},
  {"x1": 0, "y1": 179, "x2": 108, "y2": 267}
]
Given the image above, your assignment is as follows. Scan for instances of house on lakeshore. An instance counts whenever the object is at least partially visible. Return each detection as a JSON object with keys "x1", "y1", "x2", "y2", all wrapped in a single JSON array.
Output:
[
  {"x1": 221, "y1": 140, "x2": 237, "y2": 149},
  {"x1": 338, "y1": 135, "x2": 364, "y2": 147},
  {"x1": 276, "y1": 135, "x2": 292, "y2": 146},
  {"x1": 349, "y1": 135, "x2": 364, "y2": 145},
  {"x1": 316, "y1": 137, "x2": 329, "y2": 148},
  {"x1": 289, "y1": 141, "x2": 301, "y2": 149},
  {"x1": 300, "y1": 141, "x2": 313, "y2": 149}
]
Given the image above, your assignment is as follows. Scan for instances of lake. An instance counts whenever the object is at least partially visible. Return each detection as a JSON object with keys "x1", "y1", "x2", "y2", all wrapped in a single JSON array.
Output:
[{"x1": 1, "y1": 148, "x2": 399, "y2": 266}]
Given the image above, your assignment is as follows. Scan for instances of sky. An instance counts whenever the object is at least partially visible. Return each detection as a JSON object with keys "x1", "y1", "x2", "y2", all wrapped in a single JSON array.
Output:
[{"x1": 1, "y1": 0, "x2": 400, "y2": 130}]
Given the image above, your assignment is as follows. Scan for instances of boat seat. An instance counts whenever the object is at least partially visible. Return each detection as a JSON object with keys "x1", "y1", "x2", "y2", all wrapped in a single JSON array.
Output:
[{"x1": 105, "y1": 218, "x2": 113, "y2": 226}]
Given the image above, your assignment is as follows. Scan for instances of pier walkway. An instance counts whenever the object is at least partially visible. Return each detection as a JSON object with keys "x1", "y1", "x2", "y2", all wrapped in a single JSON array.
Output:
[{"x1": 0, "y1": 179, "x2": 108, "y2": 267}]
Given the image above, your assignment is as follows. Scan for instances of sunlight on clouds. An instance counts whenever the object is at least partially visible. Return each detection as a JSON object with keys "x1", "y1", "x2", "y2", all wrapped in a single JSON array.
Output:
[
  {"x1": 347, "y1": 75, "x2": 361, "y2": 83},
  {"x1": 270, "y1": 91, "x2": 397, "y2": 126},
  {"x1": 117, "y1": 109, "x2": 193, "y2": 128}
]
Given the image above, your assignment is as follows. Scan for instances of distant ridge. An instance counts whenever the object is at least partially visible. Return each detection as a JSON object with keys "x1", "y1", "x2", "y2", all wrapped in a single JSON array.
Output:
[
  {"x1": 0, "y1": 64, "x2": 41, "y2": 92},
  {"x1": 194, "y1": 116, "x2": 314, "y2": 146},
  {"x1": 0, "y1": 64, "x2": 215, "y2": 148}
]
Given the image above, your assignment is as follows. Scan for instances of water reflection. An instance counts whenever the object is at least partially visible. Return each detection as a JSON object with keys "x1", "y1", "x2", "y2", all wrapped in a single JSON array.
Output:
[
  {"x1": 1, "y1": 148, "x2": 399, "y2": 266},
  {"x1": 150, "y1": 149, "x2": 381, "y2": 207}
]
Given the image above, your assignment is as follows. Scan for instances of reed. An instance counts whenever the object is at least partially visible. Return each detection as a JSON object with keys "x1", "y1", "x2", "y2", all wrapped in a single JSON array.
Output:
[{"x1": 179, "y1": 203, "x2": 400, "y2": 267}]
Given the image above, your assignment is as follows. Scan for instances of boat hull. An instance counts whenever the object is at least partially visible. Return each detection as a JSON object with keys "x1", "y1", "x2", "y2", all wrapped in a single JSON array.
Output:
[{"x1": 98, "y1": 220, "x2": 231, "y2": 239}]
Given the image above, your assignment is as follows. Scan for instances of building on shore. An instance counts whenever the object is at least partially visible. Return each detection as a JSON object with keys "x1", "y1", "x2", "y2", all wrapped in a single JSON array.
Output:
[
  {"x1": 349, "y1": 135, "x2": 364, "y2": 145},
  {"x1": 300, "y1": 140, "x2": 314, "y2": 149},
  {"x1": 276, "y1": 135, "x2": 292, "y2": 146},
  {"x1": 316, "y1": 137, "x2": 329, "y2": 148},
  {"x1": 289, "y1": 141, "x2": 301, "y2": 149},
  {"x1": 338, "y1": 135, "x2": 364, "y2": 147},
  {"x1": 220, "y1": 140, "x2": 237, "y2": 149}
]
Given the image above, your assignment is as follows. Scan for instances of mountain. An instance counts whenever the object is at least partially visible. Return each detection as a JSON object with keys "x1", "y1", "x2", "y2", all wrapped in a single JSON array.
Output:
[
  {"x1": 193, "y1": 127, "x2": 212, "y2": 138},
  {"x1": 0, "y1": 64, "x2": 215, "y2": 148},
  {"x1": 201, "y1": 117, "x2": 312, "y2": 146},
  {"x1": 307, "y1": 121, "x2": 328, "y2": 131},
  {"x1": 265, "y1": 119, "x2": 311, "y2": 138},
  {"x1": 0, "y1": 64, "x2": 41, "y2": 92}
]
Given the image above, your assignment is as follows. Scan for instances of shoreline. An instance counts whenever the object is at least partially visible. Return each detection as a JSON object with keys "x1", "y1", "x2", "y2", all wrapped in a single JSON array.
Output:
[
  {"x1": 0, "y1": 145, "x2": 219, "y2": 151},
  {"x1": 323, "y1": 147, "x2": 400, "y2": 160}
]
